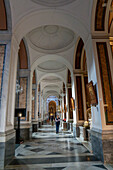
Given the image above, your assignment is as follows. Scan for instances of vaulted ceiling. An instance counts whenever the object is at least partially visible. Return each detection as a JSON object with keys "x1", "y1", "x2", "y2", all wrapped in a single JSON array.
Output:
[{"x1": 9, "y1": 0, "x2": 93, "y2": 99}]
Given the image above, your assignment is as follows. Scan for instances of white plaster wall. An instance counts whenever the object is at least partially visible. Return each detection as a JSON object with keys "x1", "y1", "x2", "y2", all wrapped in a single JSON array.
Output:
[
  {"x1": 10, "y1": 0, "x2": 93, "y2": 34},
  {"x1": 85, "y1": 37, "x2": 102, "y2": 131}
]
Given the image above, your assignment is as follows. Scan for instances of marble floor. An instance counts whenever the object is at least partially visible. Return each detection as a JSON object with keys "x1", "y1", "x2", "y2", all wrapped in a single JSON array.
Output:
[{"x1": 5, "y1": 125, "x2": 113, "y2": 170}]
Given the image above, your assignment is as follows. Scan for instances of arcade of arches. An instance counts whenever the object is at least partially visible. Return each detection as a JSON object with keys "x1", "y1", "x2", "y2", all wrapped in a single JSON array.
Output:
[{"x1": 1, "y1": 0, "x2": 113, "y2": 169}]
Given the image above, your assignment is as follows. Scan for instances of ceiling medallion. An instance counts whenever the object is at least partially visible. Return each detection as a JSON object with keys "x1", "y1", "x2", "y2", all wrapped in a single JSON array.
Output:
[
  {"x1": 44, "y1": 25, "x2": 59, "y2": 35},
  {"x1": 31, "y1": 0, "x2": 77, "y2": 7},
  {"x1": 27, "y1": 25, "x2": 75, "y2": 53}
]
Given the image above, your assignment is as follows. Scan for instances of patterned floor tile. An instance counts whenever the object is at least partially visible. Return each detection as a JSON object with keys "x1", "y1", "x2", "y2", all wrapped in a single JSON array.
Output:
[
  {"x1": 93, "y1": 164, "x2": 107, "y2": 169},
  {"x1": 5, "y1": 125, "x2": 111, "y2": 170},
  {"x1": 24, "y1": 145, "x2": 31, "y2": 148},
  {"x1": 47, "y1": 152, "x2": 62, "y2": 155},
  {"x1": 44, "y1": 167, "x2": 66, "y2": 170},
  {"x1": 31, "y1": 148, "x2": 44, "y2": 152}
]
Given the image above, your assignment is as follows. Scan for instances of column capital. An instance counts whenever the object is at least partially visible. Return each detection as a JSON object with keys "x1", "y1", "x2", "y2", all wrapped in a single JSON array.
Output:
[
  {"x1": 73, "y1": 70, "x2": 87, "y2": 76},
  {"x1": 19, "y1": 69, "x2": 30, "y2": 77},
  {"x1": 66, "y1": 83, "x2": 72, "y2": 88}
]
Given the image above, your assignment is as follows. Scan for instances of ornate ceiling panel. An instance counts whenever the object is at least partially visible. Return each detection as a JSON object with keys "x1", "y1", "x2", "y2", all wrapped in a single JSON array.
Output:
[
  {"x1": 27, "y1": 25, "x2": 75, "y2": 53},
  {"x1": 38, "y1": 60, "x2": 66, "y2": 71},
  {"x1": 31, "y1": 0, "x2": 77, "y2": 7}
]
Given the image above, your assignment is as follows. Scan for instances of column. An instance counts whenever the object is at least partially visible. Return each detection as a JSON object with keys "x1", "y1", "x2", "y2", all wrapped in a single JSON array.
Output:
[
  {"x1": 0, "y1": 36, "x2": 19, "y2": 168},
  {"x1": 89, "y1": 38, "x2": 113, "y2": 163},
  {"x1": 32, "y1": 83, "x2": 38, "y2": 132}
]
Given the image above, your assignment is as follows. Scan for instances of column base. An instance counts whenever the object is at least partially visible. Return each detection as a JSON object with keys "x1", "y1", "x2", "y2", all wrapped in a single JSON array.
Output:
[
  {"x1": 0, "y1": 129, "x2": 15, "y2": 169},
  {"x1": 73, "y1": 123, "x2": 80, "y2": 138},
  {"x1": 15, "y1": 122, "x2": 32, "y2": 141},
  {"x1": 67, "y1": 120, "x2": 73, "y2": 131},
  {"x1": 20, "y1": 123, "x2": 32, "y2": 141},
  {"x1": 32, "y1": 121, "x2": 38, "y2": 132},
  {"x1": 91, "y1": 128, "x2": 113, "y2": 163},
  {"x1": 62, "y1": 122, "x2": 67, "y2": 131}
]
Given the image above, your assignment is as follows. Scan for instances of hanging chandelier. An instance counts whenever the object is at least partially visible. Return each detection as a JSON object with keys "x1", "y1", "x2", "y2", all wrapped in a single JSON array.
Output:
[{"x1": 16, "y1": 80, "x2": 23, "y2": 94}]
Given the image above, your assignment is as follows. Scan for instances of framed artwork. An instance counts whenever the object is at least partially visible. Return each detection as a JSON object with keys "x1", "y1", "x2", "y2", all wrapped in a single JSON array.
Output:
[{"x1": 86, "y1": 81, "x2": 98, "y2": 106}]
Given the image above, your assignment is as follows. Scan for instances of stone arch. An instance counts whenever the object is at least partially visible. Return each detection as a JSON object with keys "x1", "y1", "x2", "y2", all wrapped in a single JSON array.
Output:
[
  {"x1": 73, "y1": 36, "x2": 89, "y2": 124},
  {"x1": 49, "y1": 100, "x2": 56, "y2": 118},
  {"x1": 31, "y1": 55, "x2": 72, "y2": 72},
  {"x1": 31, "y1": 54, "x2": 73, "y2": 81},
  {"x1": 45, "y1": 93, "x2": 59, "y2": 100},
  {"x1": 13, "y1": 9, "x2": 89, "y2": 44},
  {"x1": 38, "y1": 73, "x2": 65, "y2": 83},
  {"x1": 73, "y1": 37, "x2": 88, "y2": 71}
]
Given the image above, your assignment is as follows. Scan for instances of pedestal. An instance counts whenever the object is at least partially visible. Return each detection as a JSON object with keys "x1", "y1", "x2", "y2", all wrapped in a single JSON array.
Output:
[
  {"x1": 91, "y1": 129, "x2": 113, "y2": 163},
  {"x1": 0, "y1": 130, "x2": 15, "y2": 169},
  {"x1": 73, "y1": 124, "x2": 80, "y2": 138},
  {"x1": 62, "y1": 122, "x2": 67, "y2": 131},
  {"x1": 32, "y1": 121, "x2": 38, "y2": 132}
]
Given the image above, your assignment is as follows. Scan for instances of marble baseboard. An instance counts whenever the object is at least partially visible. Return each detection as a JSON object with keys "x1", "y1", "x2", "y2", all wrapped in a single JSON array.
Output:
[
  {"x1": 0, "y1": 137, "x2": 15, "y2": 169},
  {"x1": 103, "y1": 139, "x2": 113, "y2": 163},
  {"x1": 90, "y1": 129, "x2": 113, "y2": 163},
  {"x1": 90, "y1": 132, "x2": 104, "y2": 162}
]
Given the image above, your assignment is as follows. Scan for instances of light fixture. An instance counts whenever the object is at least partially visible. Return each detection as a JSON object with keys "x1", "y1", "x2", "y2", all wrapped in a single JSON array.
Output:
[
  {"x1": 18, "y1": 113, "x2": 22, "y2": 117},
  {"x1": 16, "y1": 80, "x2": 23, "y2": 94},
  {"x1": 102, "y1": 0, "x2": 107, "y2": 7}
]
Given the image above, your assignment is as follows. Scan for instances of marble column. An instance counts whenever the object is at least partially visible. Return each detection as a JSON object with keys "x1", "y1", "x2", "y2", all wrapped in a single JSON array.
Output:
[
  {"x1": 0, "y1": 36, "x2": 19, "y2": 168},
  {"x1": 88, "y1": 38, "x2": 113, "y2": 163}
]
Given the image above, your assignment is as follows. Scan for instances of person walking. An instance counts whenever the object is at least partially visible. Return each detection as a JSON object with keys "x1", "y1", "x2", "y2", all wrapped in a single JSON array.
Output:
[{"x1": 55, "y1": 115, "x2": 60, "y2": 134}]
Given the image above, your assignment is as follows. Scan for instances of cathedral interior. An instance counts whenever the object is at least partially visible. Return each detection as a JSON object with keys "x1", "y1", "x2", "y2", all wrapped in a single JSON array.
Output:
[{"x1": 0, "y1": 0, "x2": 113, "y2": 169}]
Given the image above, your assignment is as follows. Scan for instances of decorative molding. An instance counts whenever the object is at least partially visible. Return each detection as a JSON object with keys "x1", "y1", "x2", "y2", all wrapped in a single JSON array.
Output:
[
  {"x1": 19, "y1": 39, "x2": 28, "y2": 69},
  {"x1": 0, "y1": 129, "x2": 15, "y2": 143},
  {"x1": 75, "y1": 38, "x2": 84, "y2": 69},
  {"x1": 68, "y1": 88, "x2": 73, "y2": 119},
  {"x1": 97, "y1": 42, "x2": 113, "y2": 124},
  {"x1": 31, "y1": 0, "x2": 77, "y2": 7},
  {"x1": 27, "y1": 25, "x2": 76, "y2": 54},
  {"x1": 95, "y1": 0, "x2": 108, "y2": 31},
  {"x1": 0, "y1": 0, "x2": 7, "y2": 30},
  {"x1": 0, "y1": 45, "x2": 6, "y2": 107},
  {"x1": 37, "y1": 60, "x2": 66, "y2": 73},
  {"x1": 76, "y1": 76, "x2": 84, "y2": 120}
]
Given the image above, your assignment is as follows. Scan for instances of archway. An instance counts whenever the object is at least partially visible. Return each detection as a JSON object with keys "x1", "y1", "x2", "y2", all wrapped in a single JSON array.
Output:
[{"x1": 49, "y1": 100, "x2": 56, "y2": 121}]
